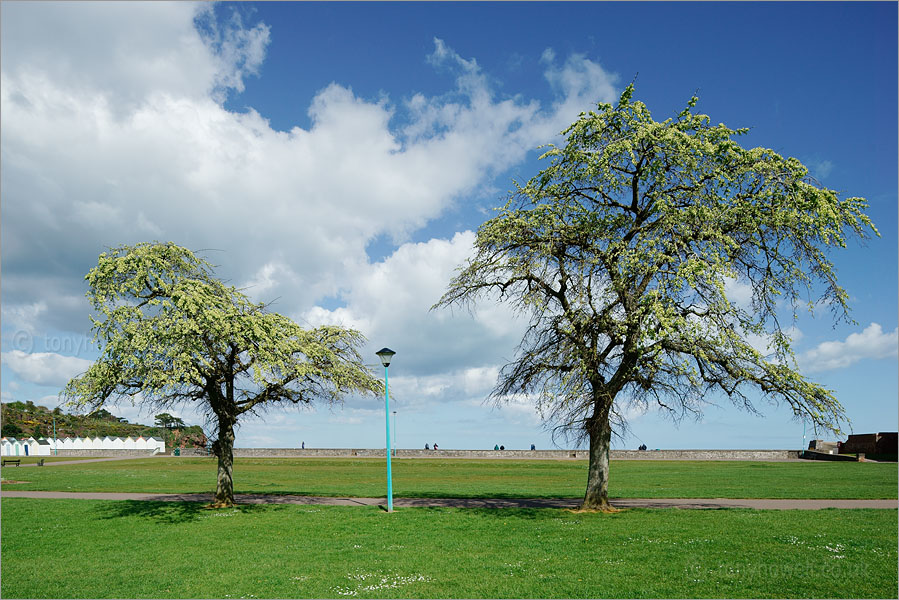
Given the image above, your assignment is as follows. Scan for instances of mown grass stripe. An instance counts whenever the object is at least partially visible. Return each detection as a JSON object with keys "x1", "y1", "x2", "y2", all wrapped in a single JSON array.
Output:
[
  {"x1": 1, "y1": 498, "x2": 895, "y2": 598},
  {"x1": 2, "y1": 457, "x2": 895, "y2": 499}
]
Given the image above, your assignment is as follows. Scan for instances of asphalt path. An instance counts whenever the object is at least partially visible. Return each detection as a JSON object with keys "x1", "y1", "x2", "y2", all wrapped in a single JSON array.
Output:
[
  {"x1": 0, "y1": 490, "x2": 894, "y2": 510},
  {"x1": 2, "y1": 456, "x2": 159, "y2": 467}
]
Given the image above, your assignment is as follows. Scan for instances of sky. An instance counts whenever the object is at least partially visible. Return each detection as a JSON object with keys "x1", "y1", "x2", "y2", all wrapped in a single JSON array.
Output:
[{"x1": 1, "y1": 1, "x2": 896, "y2": 451}]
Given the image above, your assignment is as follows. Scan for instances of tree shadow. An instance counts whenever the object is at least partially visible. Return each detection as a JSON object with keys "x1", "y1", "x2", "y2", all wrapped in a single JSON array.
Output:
[
  {"x1": 397, "y1": 506, "x2": 565, "y2": 520},
  {"x1": 94, "y1": 499, "x2": 279, "y2": 524},
  {"x1": 395, "y1": 490, "x2": 574, "y2": 500},
  {"x1": 464, "y1": 507, "x2": 549, "y2": 520},
  {"x1": 456, "y1": 505, "x2": 641, "y2": 520}
]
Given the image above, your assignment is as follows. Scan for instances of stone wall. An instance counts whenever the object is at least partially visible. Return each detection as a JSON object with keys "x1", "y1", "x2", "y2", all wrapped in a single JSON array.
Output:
[
  {"x1": 808, "y1": 440, "x2": 840, "y2": 454},
  {"x1": 175, "y1": 448, "x2": 800, "y2": 460},
  {"x1": 55, "y1": 449, "x2": 160, "y2": 457},
  {"x1": 610, "y1": 449, "x2": 800, "y2": 461}
]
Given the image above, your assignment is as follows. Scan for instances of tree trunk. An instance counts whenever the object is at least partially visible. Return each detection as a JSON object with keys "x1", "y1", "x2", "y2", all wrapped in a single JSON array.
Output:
[
  {"x1": 581, "y1": 401, "x2": 615, "y2": 511},
  {"x1": 212, "y1": 416, "x2": 235, "y2": 507}
]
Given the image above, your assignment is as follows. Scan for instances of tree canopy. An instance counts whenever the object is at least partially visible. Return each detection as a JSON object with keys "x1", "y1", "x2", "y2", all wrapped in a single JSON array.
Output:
[
  {"x1": 154, "y1": 413, "x2": 186, "y2": 429},
  {"x1": 435, "y1": 85, "x2": 877, "y2": 510},
  {"x1": 64, "y1": 242, "x2": 382, "y2": 506}
]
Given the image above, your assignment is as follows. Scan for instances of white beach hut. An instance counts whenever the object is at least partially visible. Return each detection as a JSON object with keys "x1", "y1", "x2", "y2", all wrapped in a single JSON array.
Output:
[
  {"x1": 22, "y1": 437, "x2": 39, "y2": 456},
  {"x1": 34, "y1": 438, "x2": 52, "y2": 456},
  {"x1": 5, "y1": 438, "x2": 25, "y2": 456}
]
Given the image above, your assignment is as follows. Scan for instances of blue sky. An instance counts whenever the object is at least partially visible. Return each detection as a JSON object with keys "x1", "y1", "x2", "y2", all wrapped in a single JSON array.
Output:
[{"x1": 1, "y1": 1, "x2": 896, "y2": 450}]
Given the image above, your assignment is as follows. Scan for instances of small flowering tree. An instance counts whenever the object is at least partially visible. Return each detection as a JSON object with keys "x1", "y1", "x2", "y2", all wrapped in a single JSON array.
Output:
[{"x1": 64, "y1": 242, "x2": 382, "y2": 506}]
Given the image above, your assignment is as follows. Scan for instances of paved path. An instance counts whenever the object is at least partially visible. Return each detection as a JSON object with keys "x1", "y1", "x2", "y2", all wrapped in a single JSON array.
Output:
[
  {"x1": 2, "y1": 456, "x2": 162, "y2": 467},
  {"x1": 1, "y1": 490, "x2": 894, "y2": 510}
]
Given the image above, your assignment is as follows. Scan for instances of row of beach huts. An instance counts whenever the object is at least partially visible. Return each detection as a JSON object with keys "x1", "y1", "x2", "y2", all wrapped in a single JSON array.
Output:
[{"x1": 1, "y1": 435, "x2": 166, "y2": 456}]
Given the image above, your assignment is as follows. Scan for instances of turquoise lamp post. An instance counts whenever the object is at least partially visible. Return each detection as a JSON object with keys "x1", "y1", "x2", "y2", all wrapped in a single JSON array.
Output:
[{"x1": 376, "y1": 347, "x2": 396, "y2": 512}]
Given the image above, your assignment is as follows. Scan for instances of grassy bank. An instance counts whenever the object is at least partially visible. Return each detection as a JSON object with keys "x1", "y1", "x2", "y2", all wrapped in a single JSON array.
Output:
[
  {"x1": 1, "y1": 498, "x2": 895, "y2": 598},
  {"x1": 2, "y1": 457, "x2": 895, "y2": 499}
]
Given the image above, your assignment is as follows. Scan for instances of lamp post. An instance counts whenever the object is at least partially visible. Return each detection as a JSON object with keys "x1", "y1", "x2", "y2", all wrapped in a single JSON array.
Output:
[{"x1": 376, "y1": 347, "x2": 396, "y2": 512}]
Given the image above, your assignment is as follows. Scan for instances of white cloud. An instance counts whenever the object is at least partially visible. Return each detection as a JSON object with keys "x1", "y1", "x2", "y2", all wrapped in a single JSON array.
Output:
[
  {"x1": 1, "y1": 30, "x2": 618, "y2": 326},
  {"x1": 1, "y1": 350, "x2": 93, "y2": 387},
  {"x1": 744, "y1": 326, "x2": 804, "y2": 359},
  {"x1": 543, "y1": 50, "x2": 617, "y2": 105},
  {"x1": 1, "y1": 301, "x2": 47, "y2": 335},
  {"x1": 240, "y1": 261, "x2": 302, "y2": 302},
  {"x1": 805, "y1": 157, "x2": 834, "y2": 180},
  {"x1": 0, "y1": 3, "x2": 228, "y2": 109},
  {"x1": 326, "y1": 408, "x2": 380, "y2": 427},
  {"x1": 800, "y1": 323, "x2": 898, "y2": 372},
  {"x1": 103, "y1": 401, "x2": 151, "y2": 424},
  {"x1": 464, "y1": 393, "x2": 542, "y2": 426},
  {"x1": 302, "y1": 232, "x2": 528, "y2": 379},
  {"x1": 385, "y1": 365, "x2": 502, "y2": 412},
  {"x1": 613, "y1": 398, "x2": 649, "y2": 424},
  {"x1": 723, "y1": 275, "x2": 753, "y2": 309},
  {"x1": 194, "y1": 5, "x2": 271, "y2": 100},
  {"x1": 0, "y1": 5, "x2": 619, "y2": 425},
  {"x1": 460, "y1": 366, "x2": 500, "y2": 395}
]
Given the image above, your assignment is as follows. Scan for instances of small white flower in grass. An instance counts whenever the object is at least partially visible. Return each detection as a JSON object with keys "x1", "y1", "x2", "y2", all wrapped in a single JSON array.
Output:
[
  {"x1": 335, "y1": 570, "x2": 432, "y2": 595},
  {"x1": 334, "y1": 587, "x2": 358, "y2": 597}
]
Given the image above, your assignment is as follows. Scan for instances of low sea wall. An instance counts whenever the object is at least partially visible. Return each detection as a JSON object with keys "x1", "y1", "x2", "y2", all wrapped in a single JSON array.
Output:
[
  {"x1": 54, "y1": 449, "x2": 160, "y2": 457},
  {"x1": 51, "y1": 448, "x2": 800, "y2": 460},
  {"x1": 176, "y1": 448, "x2": 800, "y2": 460}
]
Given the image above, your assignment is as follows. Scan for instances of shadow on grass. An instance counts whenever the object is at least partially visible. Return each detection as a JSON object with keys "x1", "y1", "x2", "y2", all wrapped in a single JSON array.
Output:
[
  {"x1": 95, "y1": 499, "x2": 282, "y2": 524},
  {"x1": 241, "y1": 489, "x2": 581, "y2": 500},
  {"x1": 395, "y1": 490, "x2": 579, "y2": 500},
  {"x1": 401, "y1": 506, "x2": 574, "y2": 520},
  {"x1": 464, "y1": 507, "x2": 550, "y2": 520}
]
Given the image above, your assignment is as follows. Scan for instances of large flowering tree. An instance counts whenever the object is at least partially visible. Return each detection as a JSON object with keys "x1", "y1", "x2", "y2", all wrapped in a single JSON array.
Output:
[{"x1": 435, "y1": 86, "x2": 877, "y2": 510}]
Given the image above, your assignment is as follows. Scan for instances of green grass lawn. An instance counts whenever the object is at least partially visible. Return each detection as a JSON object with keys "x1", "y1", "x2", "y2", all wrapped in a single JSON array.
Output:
[
  {"x1": 1, "y1": 498, "x2": 895, "y2": 598},
  {"x1": 2, "y1": 457, "x2": 896, "y2": 499}
]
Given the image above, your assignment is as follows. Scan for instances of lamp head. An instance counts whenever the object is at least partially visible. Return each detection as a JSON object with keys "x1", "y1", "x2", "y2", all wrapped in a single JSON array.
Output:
[{"x1": 376, "y1": 347, "x2": 396, "y2": 367}]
